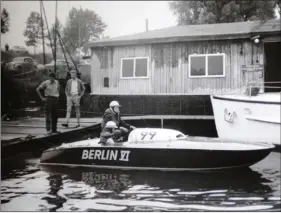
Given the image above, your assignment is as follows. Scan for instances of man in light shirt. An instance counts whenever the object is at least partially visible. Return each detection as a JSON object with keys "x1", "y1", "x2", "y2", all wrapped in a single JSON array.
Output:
[
  {"x1": 36, "y1": 72, "x2": 60, "y2": 135},
  {"x1": 62, "y1": 69, "x2": 85, "y2": 128}
]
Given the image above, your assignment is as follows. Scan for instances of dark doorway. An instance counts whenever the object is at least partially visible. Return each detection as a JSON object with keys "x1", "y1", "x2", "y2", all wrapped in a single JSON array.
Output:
[{"x1": 264, "y1": 42, "x2": 281, "y2": 92}]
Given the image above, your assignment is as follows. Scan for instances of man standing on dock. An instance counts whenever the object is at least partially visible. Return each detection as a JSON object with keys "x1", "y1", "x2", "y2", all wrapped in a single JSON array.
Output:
[
  {"x1": 62, "y1": 69, "x2": 85, "y2": 128},
  {"x1": 36, "y1": 72, "x2": 60, "y2": 135}
]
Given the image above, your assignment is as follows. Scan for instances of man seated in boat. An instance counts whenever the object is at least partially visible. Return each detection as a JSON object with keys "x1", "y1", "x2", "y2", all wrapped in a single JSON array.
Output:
[
  {"x1": 101, "y1": 101, "x2": 136, "y2": 138},
  {"x1": 99, "y1": 121, "x2": 123, "y2": 144}
]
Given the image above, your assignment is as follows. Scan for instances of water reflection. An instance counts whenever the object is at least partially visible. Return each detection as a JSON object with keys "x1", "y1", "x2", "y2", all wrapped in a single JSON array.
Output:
[
  {"x1": 41, "y1": 166, "x2": 272, "y2": 194},
  {"x1": 1, "y1": 153, "x2": 280, "y2": 211},
  {"x1": 38, "y1": 166, "x2": 280, "y2": 211},
  {"x1": 41, "y1": 174, "x2": 66, "y2": 211}
]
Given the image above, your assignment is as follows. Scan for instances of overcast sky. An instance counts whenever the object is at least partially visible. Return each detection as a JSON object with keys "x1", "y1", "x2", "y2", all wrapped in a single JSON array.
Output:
[{"x1": 1, "y1": 1, "x2": 177, "y2": 53}]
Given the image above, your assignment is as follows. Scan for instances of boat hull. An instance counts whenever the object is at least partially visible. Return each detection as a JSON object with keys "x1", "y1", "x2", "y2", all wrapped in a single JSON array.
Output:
[
  {"x1": 211, "y1": 94, "x2": 281, "y2": 148},
  {"x1": 40, "y1": 146, "x2": 272, "y2": 171}
]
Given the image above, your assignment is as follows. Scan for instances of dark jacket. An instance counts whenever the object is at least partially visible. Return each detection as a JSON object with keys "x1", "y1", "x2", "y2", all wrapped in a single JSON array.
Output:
[
  {"x1": 99, "y1": 128, "x2": 122, "y2": 144},
  {"x1": 101, "y1": 108, "x2": 130, "y2": 130}
]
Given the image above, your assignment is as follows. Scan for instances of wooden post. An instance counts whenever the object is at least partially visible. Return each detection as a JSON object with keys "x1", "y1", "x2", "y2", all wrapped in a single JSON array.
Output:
[{"x1": 145, "y1": 19, "x2": 148, "y2": 32}]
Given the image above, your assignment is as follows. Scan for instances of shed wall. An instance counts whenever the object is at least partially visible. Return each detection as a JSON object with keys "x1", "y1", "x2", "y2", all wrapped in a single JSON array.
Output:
[{"x1": 90, "y1": 39, "x2": 264, "y2": 95}]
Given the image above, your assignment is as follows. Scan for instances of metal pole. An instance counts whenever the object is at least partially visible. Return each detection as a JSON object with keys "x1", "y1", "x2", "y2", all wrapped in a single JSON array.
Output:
[{"x1": 40, "y1": 0, "x2": 46, "y2": 64}]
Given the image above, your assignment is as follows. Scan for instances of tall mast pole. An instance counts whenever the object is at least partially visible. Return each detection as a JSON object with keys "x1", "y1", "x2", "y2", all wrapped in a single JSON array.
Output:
[
  {"x1": 57, "y1": 31, "x2": 79, "y2": 74},
  {"x1": 54, "y1": 0, "x2": 58, "y2": 74},
  {"x1": 41, "y1": 0, "x2": 55, "y2": 59},
  {"x1": 57, "y1": 30, "x2": 71, "y2": 72},
  {"x1": 40, "y1": 0, "x2": 46, "y2": 64},
  {"x1": 78, "y1": 6, "x2": 81, "y2": 63}
]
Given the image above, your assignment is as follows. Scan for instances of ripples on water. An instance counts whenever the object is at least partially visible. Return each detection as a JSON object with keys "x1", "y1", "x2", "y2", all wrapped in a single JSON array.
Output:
[{"x1": 1, "y1": 152, "x2": 280, "y2": 211}]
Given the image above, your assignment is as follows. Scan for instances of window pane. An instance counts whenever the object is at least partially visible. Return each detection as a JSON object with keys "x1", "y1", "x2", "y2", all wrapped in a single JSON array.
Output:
[
  {"x1": 208, "y1": 55, "x2": 224, "y2": 75},
  {"x1": 190, "y1": 56, "x2": 206, "y2": 76},
  {"x1": 135, "y1": 58, "x2": 148, "y2": 77},
  {"x1": 122, "y1": 59, "x2": 134, "y2": 77}
]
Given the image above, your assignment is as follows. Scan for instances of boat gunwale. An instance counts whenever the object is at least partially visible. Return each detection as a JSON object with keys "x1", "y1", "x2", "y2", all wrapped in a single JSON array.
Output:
[
  {"x1": 43, "y1": 142, "x2": 274, "y2": 153},
  {"x1": 212, "y1": 95, "x2": 281, "y2": 105}
]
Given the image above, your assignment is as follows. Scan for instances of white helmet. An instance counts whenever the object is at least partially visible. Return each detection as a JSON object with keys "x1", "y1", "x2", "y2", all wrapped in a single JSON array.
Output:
[
  {"x1": 105, "y1": 121, "x2": 118, "y2": 129},
  {"x1": 109, "y1": 101, "x2": 121, "y2": 108}
]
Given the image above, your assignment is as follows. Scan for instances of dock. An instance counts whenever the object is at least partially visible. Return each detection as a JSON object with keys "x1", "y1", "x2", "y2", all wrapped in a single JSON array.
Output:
[
  {"x1": 1, "y1": 115, "x2": 214, "y2": 142},
  {"x1": 1, "y1": 115, "x2": 214, "y2": 160},
  {"x1": 1, "y1": 117, "x2": 101, "y2": 145},
  {"x1": 1, "y1": 117, "x2": 102, "y2": 160}
]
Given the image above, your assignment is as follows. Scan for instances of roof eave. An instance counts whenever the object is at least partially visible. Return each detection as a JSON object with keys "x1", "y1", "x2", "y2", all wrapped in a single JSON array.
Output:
[
  {"x1": 251, "y1": 30, "x2": 281, "y2": 35},
  {"x1": 88, "y1": 33, "x2": 252, "y2": 48}
]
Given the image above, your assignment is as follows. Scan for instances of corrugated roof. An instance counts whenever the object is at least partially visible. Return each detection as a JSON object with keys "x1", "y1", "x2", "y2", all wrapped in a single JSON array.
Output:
[{"x1": 88, "y1": 19, "x2": 280, "y2": 47}]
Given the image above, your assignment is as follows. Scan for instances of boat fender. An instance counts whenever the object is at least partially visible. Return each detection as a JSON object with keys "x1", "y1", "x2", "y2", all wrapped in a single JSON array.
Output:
[{"x1": 224, "y1": 108, "x2": 236, "y2": 123}]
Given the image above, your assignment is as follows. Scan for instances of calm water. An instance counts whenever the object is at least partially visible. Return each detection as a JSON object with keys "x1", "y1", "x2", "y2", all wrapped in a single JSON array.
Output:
[{"x1": 1, "y1": 152, "x2": 280, "y2": 212}]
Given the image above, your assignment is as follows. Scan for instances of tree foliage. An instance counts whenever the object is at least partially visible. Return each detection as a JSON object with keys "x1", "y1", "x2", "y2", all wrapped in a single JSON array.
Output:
[
  {"x1": 277, "y1": 0, "x2": 281, "y2": 15},
  {"x1": 23, "y1": 11, "x2": 45, "y2": 48},
  {"x1": 169, "y1": 0, "x2": 279, "y2": 25},
  {"x1": 1, "y1": 8, "x2": 10, "y2": 33},
  {"x1": 62, "y1": 7, "x2": 107, "y2": 54}
]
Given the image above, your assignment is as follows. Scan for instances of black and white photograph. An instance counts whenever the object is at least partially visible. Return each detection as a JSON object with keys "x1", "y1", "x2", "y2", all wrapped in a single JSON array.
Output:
[{"x1": 1, "y1": 0, "x2": 281, "y2": 212}]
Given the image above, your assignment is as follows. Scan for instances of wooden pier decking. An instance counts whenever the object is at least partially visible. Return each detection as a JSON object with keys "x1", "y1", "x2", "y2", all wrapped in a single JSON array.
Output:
[
  {"x1": 1, "y1": 115, "x2": 214, "y2": 144},
  {"x1": 1, "y1": 115, "x2": 214, "y2": 160},
  {"x1": 1, "y1": 117, "x2": 101, "y2": 145},
  {"x1": 1, "y1": 117, "x2": 102, "y2": 160}
]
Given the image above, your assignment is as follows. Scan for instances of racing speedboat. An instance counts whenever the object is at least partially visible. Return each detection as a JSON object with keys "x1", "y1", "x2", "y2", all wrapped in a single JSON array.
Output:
[{"x1": 40, "y1": 128, "x2": 274, "y2": 171}]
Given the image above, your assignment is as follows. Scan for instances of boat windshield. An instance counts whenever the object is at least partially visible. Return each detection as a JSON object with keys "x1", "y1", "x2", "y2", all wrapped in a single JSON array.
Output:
[{"x1": 128, "y1": 128, "x2": 186, "y2": 143}]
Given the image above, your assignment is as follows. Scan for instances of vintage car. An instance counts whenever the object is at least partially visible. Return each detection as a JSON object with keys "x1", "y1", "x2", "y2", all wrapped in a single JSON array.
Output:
[
  {"x1": 44, "y1": 59, "x2": 75, "y2": 79},
  {"x1": 7, "y1": 57, "x2": 39, "y2": 74}
]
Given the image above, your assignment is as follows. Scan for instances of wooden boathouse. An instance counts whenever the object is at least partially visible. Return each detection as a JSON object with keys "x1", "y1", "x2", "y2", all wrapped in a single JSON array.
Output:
[{"x1": 85, "y1": 19, "x2": 280, "y2": 115}]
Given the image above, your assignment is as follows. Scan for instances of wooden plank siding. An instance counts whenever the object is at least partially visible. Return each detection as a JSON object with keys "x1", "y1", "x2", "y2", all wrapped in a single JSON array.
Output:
[{"x1": 90, "y1": 39, "x2": 264, "y2": 95}]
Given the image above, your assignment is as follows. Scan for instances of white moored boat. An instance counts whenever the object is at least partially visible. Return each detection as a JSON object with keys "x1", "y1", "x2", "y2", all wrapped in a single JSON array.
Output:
[{"x1": 211, "y1": 83, "x2": 281, "y2": 149}]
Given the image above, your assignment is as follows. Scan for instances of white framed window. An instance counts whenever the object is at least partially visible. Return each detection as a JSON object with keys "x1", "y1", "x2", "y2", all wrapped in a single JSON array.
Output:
[
  {"x1": 120, "y1": 57, "x2": 149, "y2": 79},
  {"x1": 188, "y1": 53, "x2": 225, "y2": 78}
]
